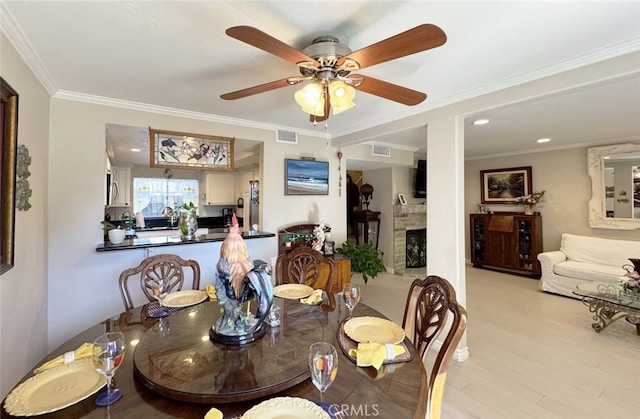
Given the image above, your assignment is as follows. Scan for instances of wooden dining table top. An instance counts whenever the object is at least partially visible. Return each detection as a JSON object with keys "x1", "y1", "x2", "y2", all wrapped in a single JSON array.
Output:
[{"x1": 2, "y1": 294, "x2": 427, "y2": 419}]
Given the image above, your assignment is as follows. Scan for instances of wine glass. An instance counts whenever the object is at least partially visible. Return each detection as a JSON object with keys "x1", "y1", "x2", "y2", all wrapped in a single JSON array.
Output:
[
  {"x1": 92, "y1": 332, "x2": 126, "y2": 407},
  {"x1": 151, "y1": 278, "x2": 169, "y2": 317},
  {"x1": 342, "y1": 283, "x2": 361, "y2": 318},
  {"x1": 308, "y1": 342, "x2": 338, "y2": 406}
]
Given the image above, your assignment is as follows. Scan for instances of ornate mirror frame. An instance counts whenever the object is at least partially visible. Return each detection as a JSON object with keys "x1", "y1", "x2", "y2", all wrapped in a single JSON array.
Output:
[
  {"x1": 588, "y1": 142, "x2": 640, "y2": 230},
  {"x1": 1, "y1": 77, "x2": 18, "y2": 274}
]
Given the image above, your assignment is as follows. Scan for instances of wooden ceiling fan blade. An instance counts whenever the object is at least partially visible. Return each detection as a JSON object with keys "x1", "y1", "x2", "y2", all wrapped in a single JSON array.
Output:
[
  {"x1": 220, "y1": 78, "x2": 293, "y2": 100},
  {"x1": 226, "y1": 26, "x2": 320, "y2": 67},
  {"x1": 338, "y1": 24, "x2": 446, "y2": 70},
  {"x1": 352, "y1": 75, "x2": 427, "y2": 105}
]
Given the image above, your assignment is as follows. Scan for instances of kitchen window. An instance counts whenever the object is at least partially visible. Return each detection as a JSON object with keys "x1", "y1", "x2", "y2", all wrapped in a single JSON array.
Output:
[{"x1": 132, "y1": 177, "x2": 199, "y2": 217}]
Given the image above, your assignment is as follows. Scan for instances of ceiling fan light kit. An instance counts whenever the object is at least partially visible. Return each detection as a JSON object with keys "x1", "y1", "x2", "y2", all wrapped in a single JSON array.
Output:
[{"x1": 222, "y1": 24, "x2": 446, "y2": 124}]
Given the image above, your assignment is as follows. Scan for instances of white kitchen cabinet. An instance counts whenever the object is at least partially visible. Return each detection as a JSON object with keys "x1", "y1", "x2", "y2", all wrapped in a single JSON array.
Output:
[
  {"x1": 204, "y1": 172, "x2": 236, "y2": 205},
  {"x1": 110, "y1": 166, "x2": 131, "y2": 207}
]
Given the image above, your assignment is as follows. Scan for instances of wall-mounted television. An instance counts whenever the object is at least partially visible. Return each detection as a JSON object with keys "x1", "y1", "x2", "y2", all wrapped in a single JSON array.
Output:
[
  {"x1": 414, "y1": 159, "x2": 426, "y2": 198},
  {"x1": 285, "y1": 159, "x2": 329, "y2": 195}
]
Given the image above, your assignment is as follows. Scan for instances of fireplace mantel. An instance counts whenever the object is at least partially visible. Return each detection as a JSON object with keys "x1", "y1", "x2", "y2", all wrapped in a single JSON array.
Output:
[{"x1": 393, "y1": 204, "x2": 427, "y2": 276}]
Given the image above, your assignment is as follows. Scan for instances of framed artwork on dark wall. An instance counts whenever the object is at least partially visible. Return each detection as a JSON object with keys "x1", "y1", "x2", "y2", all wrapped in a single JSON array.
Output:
[
  {"x1": 285, "y1": 159, "x2": 329, "y2": 195},
  {"x1": 480, "y1": 166, "x2": 532, "y2": 204},
  {"x1": 1, "y1": 77, "x2": 18, "y2": 275}
]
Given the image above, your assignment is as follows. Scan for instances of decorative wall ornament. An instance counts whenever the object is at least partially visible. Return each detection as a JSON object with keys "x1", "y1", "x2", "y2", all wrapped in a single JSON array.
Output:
[{"x1": 16, "y1": 144, "x2": 32, "y2": 211}]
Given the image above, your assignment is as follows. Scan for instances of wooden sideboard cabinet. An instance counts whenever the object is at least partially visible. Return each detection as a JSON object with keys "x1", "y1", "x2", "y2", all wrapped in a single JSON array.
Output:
[{"x1": 470, "y1": 212, "x2": 543, "y2": 278}]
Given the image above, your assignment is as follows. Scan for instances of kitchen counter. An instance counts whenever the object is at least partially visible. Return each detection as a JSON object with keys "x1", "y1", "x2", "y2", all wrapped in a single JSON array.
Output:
[{"x1": 96, "y1": 231, "x2": 274, "y2": 252}]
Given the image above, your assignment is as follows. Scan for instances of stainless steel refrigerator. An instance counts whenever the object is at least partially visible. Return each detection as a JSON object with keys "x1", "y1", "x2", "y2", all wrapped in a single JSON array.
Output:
[{"x1": 242, "y1": 180, "x2": 259, "y2": 230}]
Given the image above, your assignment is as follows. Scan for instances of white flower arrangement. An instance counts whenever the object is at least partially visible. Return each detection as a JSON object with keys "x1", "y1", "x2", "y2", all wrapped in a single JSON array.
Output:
[{"x1": 515, "y1": 190, "x2": 546, "y2": 207}]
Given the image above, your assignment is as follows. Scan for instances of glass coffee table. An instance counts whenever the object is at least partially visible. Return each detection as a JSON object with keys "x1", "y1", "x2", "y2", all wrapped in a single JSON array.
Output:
[{"x1": 573, "y1": 282, "x2": 640, "y2": 334}]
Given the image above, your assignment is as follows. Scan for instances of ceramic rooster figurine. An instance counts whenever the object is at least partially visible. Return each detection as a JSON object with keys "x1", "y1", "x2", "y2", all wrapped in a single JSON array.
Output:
[
  {"x1": 212, "y1": 214, "x2": 273, "y2": 343},
  {"x1": 221, "y1": 214, "x2": 254, "y2": 298}
]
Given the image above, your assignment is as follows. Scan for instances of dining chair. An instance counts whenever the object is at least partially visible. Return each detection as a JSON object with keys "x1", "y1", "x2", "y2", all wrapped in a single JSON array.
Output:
[
  {"x1": 118, "y1": 253, "x2": 201, "y2": 310},
  {"x1": 401, "y1": 275, "x2": 468, "y2": 419},
  {"x1": 274, "y1": 246, "x2": 335, "y2": 291}
]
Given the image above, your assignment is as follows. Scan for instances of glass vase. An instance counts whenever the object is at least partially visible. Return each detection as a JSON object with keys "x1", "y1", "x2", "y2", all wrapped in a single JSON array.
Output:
[{"x1": 178, "y1": 208, "x2": 198, "y2": 240}]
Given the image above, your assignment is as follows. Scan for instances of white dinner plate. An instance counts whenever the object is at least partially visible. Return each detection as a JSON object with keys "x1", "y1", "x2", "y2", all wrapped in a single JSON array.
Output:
[
  {"x1": 242, "y1": 397, "x2": 329, "y2": 419},
  {"x1": 343, "y1": 316, "x2": 406, "y2": 345},
  {"x1": 162, "y1": 289, "x2": 208, "y2": 308},
  {"x1": 273, "y1": 284, "x2": 314, "y2": 299},
  {"x1": 4, "y1": 358, "x2": 106, "y2": 416}
]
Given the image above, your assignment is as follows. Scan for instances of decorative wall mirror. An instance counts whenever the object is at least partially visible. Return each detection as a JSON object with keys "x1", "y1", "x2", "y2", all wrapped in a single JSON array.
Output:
[
  {"x1": 1, "y1": 77, "x2": 18, "y2": 275},
  {"x1": 588, "y1": 142, "x2": 640, "y2": 229}
]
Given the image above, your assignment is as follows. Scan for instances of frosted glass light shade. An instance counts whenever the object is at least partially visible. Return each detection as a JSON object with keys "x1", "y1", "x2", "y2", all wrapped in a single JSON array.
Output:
[
  {"x1": 329, "y1": 80, "x2": 356, "y2": 115},
  {"x1": 295, "y1": 83, "x2": 325, "y2": 116}
]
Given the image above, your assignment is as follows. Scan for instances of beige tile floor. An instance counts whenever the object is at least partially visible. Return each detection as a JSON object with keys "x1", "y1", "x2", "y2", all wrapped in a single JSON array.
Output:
[{"x1": 351, "y1": 266, "x2": 640, "y2": 419}]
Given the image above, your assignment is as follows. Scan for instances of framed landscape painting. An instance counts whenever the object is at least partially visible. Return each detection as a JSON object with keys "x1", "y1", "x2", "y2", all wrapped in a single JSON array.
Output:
[
  {"x1": 285, "y1": 159, "x2": 329, "y2": 195},
  {"x1": 480, "y1": 166, "x2": 532, "y2": 204}
]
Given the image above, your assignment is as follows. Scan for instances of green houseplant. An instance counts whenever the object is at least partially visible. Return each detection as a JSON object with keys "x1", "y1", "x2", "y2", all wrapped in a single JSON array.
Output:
[{"x1": 336, "y1": 241, "x2": 386, "y2": 284}]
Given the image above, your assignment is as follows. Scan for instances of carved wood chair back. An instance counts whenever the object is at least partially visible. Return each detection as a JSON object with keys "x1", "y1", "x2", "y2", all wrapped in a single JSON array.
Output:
[
  {"x1": 275, "y1": 247, "x2": 335, "y2": 291},
  {"x1": 118, "y1": 253, "x2": 201, "y2": 310},
  {"x1": 402, "y1": 275, "x2": 468, "y2": 419}
]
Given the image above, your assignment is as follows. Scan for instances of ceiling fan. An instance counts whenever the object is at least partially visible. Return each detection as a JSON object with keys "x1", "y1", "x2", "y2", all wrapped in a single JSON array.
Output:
[{"x1": 220, "y1": 24, "x2": 447, "y2": 123}]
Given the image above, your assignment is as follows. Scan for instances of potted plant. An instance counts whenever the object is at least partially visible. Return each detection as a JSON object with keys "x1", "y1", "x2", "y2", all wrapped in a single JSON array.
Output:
[{"x1": 336, "y1": 241, "x2": 386, "y2": 284}]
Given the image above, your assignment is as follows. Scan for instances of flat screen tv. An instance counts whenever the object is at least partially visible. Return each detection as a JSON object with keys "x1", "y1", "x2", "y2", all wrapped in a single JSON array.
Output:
[
  {"x1": 285, "y1": 159, "x2": 329, "y2": 195},
  {"x1": 414, "y1": 159, "x2": 426, "y2": 198}
]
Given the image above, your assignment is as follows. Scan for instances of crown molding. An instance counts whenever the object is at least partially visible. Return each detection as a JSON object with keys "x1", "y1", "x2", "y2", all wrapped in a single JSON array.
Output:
[{"x1": 0, "y1": 1, "x2": 58, "y2": 95}]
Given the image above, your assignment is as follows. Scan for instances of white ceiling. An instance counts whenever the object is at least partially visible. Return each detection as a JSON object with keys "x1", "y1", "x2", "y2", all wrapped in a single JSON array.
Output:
[{"x1": 2, "y1": 1, "x2": 640, "y2": 167}]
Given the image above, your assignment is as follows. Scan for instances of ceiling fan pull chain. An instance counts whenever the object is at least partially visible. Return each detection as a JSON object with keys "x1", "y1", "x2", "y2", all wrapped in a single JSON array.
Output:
[
  {"x1": 337, "y1": 150, "x2": 343, "y2": 197},
  {"x1": 324, "y1": 123, "x2": 331, "y2": 149}
]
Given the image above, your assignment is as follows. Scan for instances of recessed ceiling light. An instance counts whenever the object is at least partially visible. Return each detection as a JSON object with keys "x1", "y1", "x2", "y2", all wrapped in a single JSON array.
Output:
[
  {"x1": 130, "y1": 148, "x2": 141, "y2": 152},
  {"x1": 536, "y1": 138, "x2": 551, "y2": 143},
  {"x1": 473, "y1": 119, "x2": 489, "y2": 125}
]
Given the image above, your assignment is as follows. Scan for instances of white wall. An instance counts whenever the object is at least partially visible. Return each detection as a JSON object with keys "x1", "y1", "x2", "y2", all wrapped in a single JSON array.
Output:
[{"x1": 0, "y1": 33, "x2": 50, "y2": 398}]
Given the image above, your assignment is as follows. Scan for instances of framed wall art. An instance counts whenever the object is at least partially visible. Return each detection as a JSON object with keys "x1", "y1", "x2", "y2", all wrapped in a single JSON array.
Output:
[
  {"x1": 150, "y1": 128, "x2": 234, "y2": 171},
  {"x1": 1, "y1": 77, "x2": 18, "y2": 275},
  {"x1": 480, "y1": 166, "x2": 532, "y2": 204},
  {"x1": 285, "y1": 159, "x2": 329, "y2": 195}
]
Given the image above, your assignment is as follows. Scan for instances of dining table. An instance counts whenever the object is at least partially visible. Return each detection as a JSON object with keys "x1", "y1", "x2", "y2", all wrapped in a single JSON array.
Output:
[{"x1": 2, "y1": 291, "x2": 428, "y2": 419}]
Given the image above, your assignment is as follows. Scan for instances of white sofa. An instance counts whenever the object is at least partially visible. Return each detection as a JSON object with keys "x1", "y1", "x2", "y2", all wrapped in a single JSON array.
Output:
[{"x1": 537, "y1": 233, "x2": 640, "y2": 298}]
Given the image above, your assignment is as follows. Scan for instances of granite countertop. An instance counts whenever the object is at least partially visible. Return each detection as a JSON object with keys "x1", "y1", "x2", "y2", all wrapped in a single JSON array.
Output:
[{"x1": 96, "y1": 231, "x2": 275, "y2": 252}]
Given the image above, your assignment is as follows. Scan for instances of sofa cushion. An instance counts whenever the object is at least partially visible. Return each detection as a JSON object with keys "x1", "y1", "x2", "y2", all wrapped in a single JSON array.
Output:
[
  {"x1": 560, "y1": 233, "x2": 640, "y2": 269},
  {"x1": 554, "y1": 260, "x2": 625, "y2": 284}
]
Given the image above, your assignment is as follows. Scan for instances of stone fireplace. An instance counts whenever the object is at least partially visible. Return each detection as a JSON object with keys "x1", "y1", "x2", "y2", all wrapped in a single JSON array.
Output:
[{"x1": 393, "y1": 204, "x2": 427, "y2": 276}]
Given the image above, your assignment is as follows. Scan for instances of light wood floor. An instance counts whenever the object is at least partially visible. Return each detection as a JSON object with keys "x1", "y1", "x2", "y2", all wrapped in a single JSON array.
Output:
[{"x1": 351, "y1": 266, "x2": 640, "y2": 419}]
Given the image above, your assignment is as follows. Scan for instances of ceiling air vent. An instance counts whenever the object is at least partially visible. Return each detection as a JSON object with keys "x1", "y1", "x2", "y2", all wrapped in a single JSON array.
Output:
[
  {"x1": 372, "y1": 144, "x2": 391, "y2": 157},
  {"x1": 276, "y1": 129, "x2": 298, "y2": 144}
]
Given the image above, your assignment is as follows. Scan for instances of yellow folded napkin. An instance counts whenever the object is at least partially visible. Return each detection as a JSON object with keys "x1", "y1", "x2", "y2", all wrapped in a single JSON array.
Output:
[
  {"x1": 206, "y1": 284, "x2": 217, "y2": 301},
  {"x1": 300, "y1": 289, "x2": 323, "y2": 305},
  {"x1": 33, "y1": 343, "x2": 94, "y2": 374},
  {"x1": 204, "y1": 407, "x2": 223, "y2": 419},
  {"x1": 348, "y1": 342, "x2": 405, "y2": 370}
]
